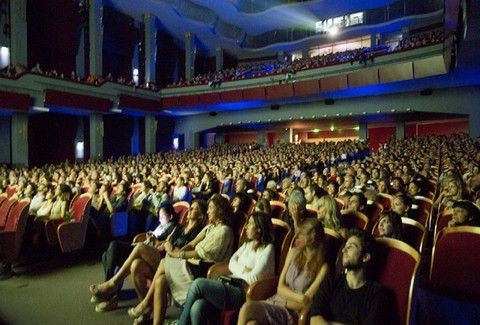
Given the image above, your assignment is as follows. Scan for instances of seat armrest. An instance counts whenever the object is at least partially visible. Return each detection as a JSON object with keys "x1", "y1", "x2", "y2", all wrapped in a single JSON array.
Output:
[
  {"x1": 246, "y1": 276, "x2": 279, "y2": 301},
  {"x1": 207, "y1": 261, "x2": 230, "y2": 279},
  {"x1": 57, "y1": 221, "x2": 83, "y2": 253},
  {"x1": 133, "y1": 233, "x2": 147, "y2": 243}
]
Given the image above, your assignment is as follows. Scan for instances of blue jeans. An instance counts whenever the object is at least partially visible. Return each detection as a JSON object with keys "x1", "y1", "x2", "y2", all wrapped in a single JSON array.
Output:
[{"x1": 178, "y1": 277, "x2": 245, "y2": 325}]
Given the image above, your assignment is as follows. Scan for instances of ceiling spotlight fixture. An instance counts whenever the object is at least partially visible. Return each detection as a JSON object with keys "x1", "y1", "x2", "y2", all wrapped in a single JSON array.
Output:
[
  {"x1": 330, "y1": 125, "x2": 335, "y2": 131},
  {"x1": 300, "y1": 116, "x2": 304, "y2": 119},
  {"x1": 376, "y1": 110, "x2": 381, "y2": 113},
  {"x1": 323, "y1": 114, "x2": 327, "y2": 117},
  {"x1": 391, "y1": 109, "x2": 396, "y2": 112},
  {"x1": 406, "y1": 107, "x2": 411, "y2": 111},
  {"x1": 348, "y1": 112, "x2": 353, "y2": 116},
  {"x1": 362, "y1": 112, "x2": 366, "y2": 115},
  {"x1": 336, "y1": 113, "x2": 340, "y2": 116}
]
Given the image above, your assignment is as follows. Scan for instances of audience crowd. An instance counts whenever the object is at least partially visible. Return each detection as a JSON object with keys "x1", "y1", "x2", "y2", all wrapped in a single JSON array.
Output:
[
  {"x1": 1, "y1": 132, "x2": 479, "y2": 324},
  {"x1": 167, "y1": 28, "x2": 444, "y2": 88}
]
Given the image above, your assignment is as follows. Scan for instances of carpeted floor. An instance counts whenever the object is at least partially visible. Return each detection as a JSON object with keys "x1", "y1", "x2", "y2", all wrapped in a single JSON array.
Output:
[{"x1": 0, "y1": 250, "x2": 145, "y2": 325}]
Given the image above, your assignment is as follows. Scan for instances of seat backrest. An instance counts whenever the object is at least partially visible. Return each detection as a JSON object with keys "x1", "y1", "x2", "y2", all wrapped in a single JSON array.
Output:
[
  {"x1": 270, "y1": 200, "x2": 286, "y2": 219},
  {"x1": 305, "y1": 208, "x2": 318, "y2": 219},
  {"x1": 71, "y1": 193, "x2": 92, "y2": 228},
  {"x1": 277, "y1": 193, "x2": 286, "y2": 203},
  {"x1": 173, "y1": 201, "x2": 190, "y2": 224},
  {"x1": 413, "y1": 197, "x2": 434, "y2": 215},
  {"x1": 324, "y1": 228, "x2": 344, "y2": 270},
  {"x1": 272, "y1": 218, "x2": 293, "y2": 274},
  {"x1": 0, "y1": 193, "x2": 7, "y2": 206},
  {"x1": 409, "y1": 208, "x2": 430, "y2": 228},
  {"x1": 342, "y1": 211, "x2": 369, "y2": 231},
  {"x1": 377, "y1": 193, "x2": 393, "y2": 211},
  {"x1": 434, "y1": 213, "x2": 453, "y2": 243},
  {"x1": 400, "y1": 217, "x2": 426, "y2": 253},
  {"x1": 3, "y1": 199, "x2": 29, "y2": 232},
  {"x1": 364, "y1": 202, "x2": 383, "y2": 224},
  {"x1": 0, "y1": 198, "x2": 18, "y2": 228},
  {"x1": 5, "y1": 185, "x2": 17, "y2": 198},
  {"x1": 372, "y1": 238, "x2": 421, "y2": 325},
  {"x1": 334, "y1": 198, "x2": 344, "y2": 210},
  {"x1": 430, "y1": 226, "x2": 480, "y2": 300}
]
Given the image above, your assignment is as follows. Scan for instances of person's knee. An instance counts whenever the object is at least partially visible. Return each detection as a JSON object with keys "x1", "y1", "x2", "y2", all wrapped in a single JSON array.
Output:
[{"x1": 190, "y1": 299, "x2": 208, "y2": 321}]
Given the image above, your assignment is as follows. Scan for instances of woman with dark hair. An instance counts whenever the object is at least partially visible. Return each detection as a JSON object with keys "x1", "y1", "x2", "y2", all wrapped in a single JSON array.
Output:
[
  {"x1": 238, "y1": 218, "x2": 328, "y2": 325},
  {"x1": 127, "y1": 200, "x2": 208, "y2": 318},
  {"x1": 90, "y1": 203, "x2": 179, "y2": 312},
  {"x1": 448, "y1": 200, "x2": 480, "y2": 227},
  {"x1": 376, "y1": 212, "x2": 403, "y2": 240},
  {"x1": 177, "y1": 212, "x2": 275, "y2": 325},
  {"x1": 137, "y1": 194, "x2": 234, "y2": 325}
]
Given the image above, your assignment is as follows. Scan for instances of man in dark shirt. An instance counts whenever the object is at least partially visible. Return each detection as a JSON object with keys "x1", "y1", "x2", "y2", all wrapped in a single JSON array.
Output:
[{"x1": 310, "y1": 229, "x2": 397, "y2": 325}]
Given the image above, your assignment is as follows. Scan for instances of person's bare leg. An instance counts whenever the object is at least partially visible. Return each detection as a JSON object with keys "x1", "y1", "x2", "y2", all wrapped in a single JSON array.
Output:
[
  {"x1": 131, "y1": 258, "x2": 166, "y2": 314},
  {"x1": 152, "y1": 274, "x2": 169, "y2": 325},
  {"x1": 238, "y1": 301, "x2": 269, "y2": 325},
  {"x1": 93, "y1": 244, "x2": 160, "y2": 294},
  {"x1": 131, "y1": 258, "x2": 154, "y2": 300}
]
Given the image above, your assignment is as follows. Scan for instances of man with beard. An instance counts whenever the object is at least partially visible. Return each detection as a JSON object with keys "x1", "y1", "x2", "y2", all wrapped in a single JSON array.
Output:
[{"x1": 309, "y1": 229, "x2": 397, "y2": 325}]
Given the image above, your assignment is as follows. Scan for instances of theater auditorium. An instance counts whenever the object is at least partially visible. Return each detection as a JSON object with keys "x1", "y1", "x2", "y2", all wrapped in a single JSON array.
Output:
[{"x1": 0, "y1": 0, "x2": 479, "y2": 324}]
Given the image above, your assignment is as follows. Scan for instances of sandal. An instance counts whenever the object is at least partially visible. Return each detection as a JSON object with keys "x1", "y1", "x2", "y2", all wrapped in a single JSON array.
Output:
[
  {"x1": 95, "y1": 295, "x2": 118, "y2": 312},
  {"x1": 89, "y1": 283, "x2": 117, "y2": 301},
  {"x1": 128, "y1": 306, "x2": 152, "y2": 318},
  {"x1": 133, "y1": 314, "x2": 152, "y2": 325}
]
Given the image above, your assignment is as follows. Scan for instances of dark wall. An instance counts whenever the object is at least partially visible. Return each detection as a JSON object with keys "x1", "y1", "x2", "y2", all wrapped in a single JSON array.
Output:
[
  {"x1": 27, "y1": 0, "x2": 80, "y2": 73},
  {"x1": 156, "y1": 31, "x2": 184, "y2": 86},
  {"x1": 102, "y1": 6, "x2": 135, "y2": 79},
  {"x1": 103, "y1": 114, "x2": 133, "y2": 159},
  {"x1": 156, "y1": 116, "x2": 175, "y2": 151},
  {"x1": 28, "y1": 113, "x2": 78, "y2": 167}
]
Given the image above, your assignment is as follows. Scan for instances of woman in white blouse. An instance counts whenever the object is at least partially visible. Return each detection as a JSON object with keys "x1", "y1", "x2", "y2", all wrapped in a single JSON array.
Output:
[{"x1": 176, "y1": 211, "x2": 275, "y2": 325}]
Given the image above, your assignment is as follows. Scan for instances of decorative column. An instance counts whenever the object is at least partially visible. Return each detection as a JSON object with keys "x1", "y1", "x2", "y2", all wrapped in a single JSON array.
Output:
[
  {"x1": 215, "y1": 47, "x2": 223, "y2": 72},
  {"x1": 89, "y1": 114, "x2": 103, "y2": 160},
  {"x1": 76, "y1": 28, "x2": 85, "y2": 78},
  {"x1": 131, "y1": 117, "x2": 140, "y2": 155},
  {"x1": 184, "y1": 32, "x2": 195, "y2": 81},
  {"x1": 9, "y1": 0, "x2": 28, "y2": 66},
  {"x1": 0, "y1": 117, "x2": 11, "y2": 164},
  {"x1": 358, "y1": 122, "x2": 367, "y2": 141},
  {"x1": 185, "y1": 130, "x2": 199, "y2": 149},
  {"x1": 469, "y1": 109, "x2": 480, "y2": 140},
  {"x1": 11, "y1": 113, "x2": 28, "y2": 167},
  {"x1": 144, "y1": 13, "x2": 157, "y2": 84},
  {"x1": 89, "y1": 0, "x2": 103, "y2": 76},
  {"x1": 256, "y1": 130, "x2": 266, "y2": 146},
  {"x1": 144, "y1": 114, "x2": 156, "y2": 154},
  {"x1": 396, "y1": 121, "x2": 405, "y2": 140}
]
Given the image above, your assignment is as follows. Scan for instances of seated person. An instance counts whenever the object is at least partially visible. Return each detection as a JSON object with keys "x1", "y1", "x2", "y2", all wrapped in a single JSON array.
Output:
[
  {"x1": 177, "y1": 212, "x2": 275, "y2": 325},
  {"x1": 238, "y1": 218, "x2": 328, "y2": 325},
  {"x1": 375, "y1": 212, "x2": 403, "y2": 240},
  {"x1": 130, "y1": 194, "x2": 234, "y2": 324},
  {"x1": 448, "y1": 200, "x2": 480, "y2": 227},
  {"x1": 90, "y1": 203, "x2": 180, "y2": 311},
  {"x1": 309, "y1": 229, "x2": 397, "y2": 325},
  {"x1": 126, "y1": 200, "x2": 207, "y2": 318}
]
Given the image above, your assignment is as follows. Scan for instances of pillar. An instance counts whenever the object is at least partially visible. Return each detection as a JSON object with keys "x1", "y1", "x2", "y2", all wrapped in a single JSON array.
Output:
[
  {"x1": 11, "y1": 113, "x2": 28, "y2": 167},
  {"x1": 145, "y1": 114, "x2": 156, "y2": 154},
  {"x1": 9, "y1": 0, "x2": 28, "y2": 66},
  {"x1": 215, "y1": 47, "x2": 223, "y2": 72},
  {"x1": 131, "y1": 117, "x2": 140, "y2": 155},
  {"x1": 144, "y1": 13, "x2": 157, "y2": 84},
  {"x1": 256, "y1": 130, "x2": 266, "y2": 146},
  {"x1": 358, "y1": 122, "x2": 367, "y2": 141},
  {"x1": 89, "y1": 114, "x2": 103, "y2": 160},
  {"x1": 76, "y1": 28, "x2": 85, "y2": 78},
  {"x1": 396, "y1": 121, "x2": 405, "y2": 140},
  {"x1": 184, "y1": 32, "x2": 195, "y2": 81},
  {"x1": 469, "y1": 109, "x2": 480, "y2": 140},
  {"x1": 89, "y1": 0, "x2": 103, "y2": 76},
  {"x1": 184, "y1": 130, "x2": 199, "y2": 149},
  {"x1": 215, "y1": 133, "x2": 225, "y2": 145},
  {"x1": 0, "y1": 117, "x2": 11, "y2": 164}
]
